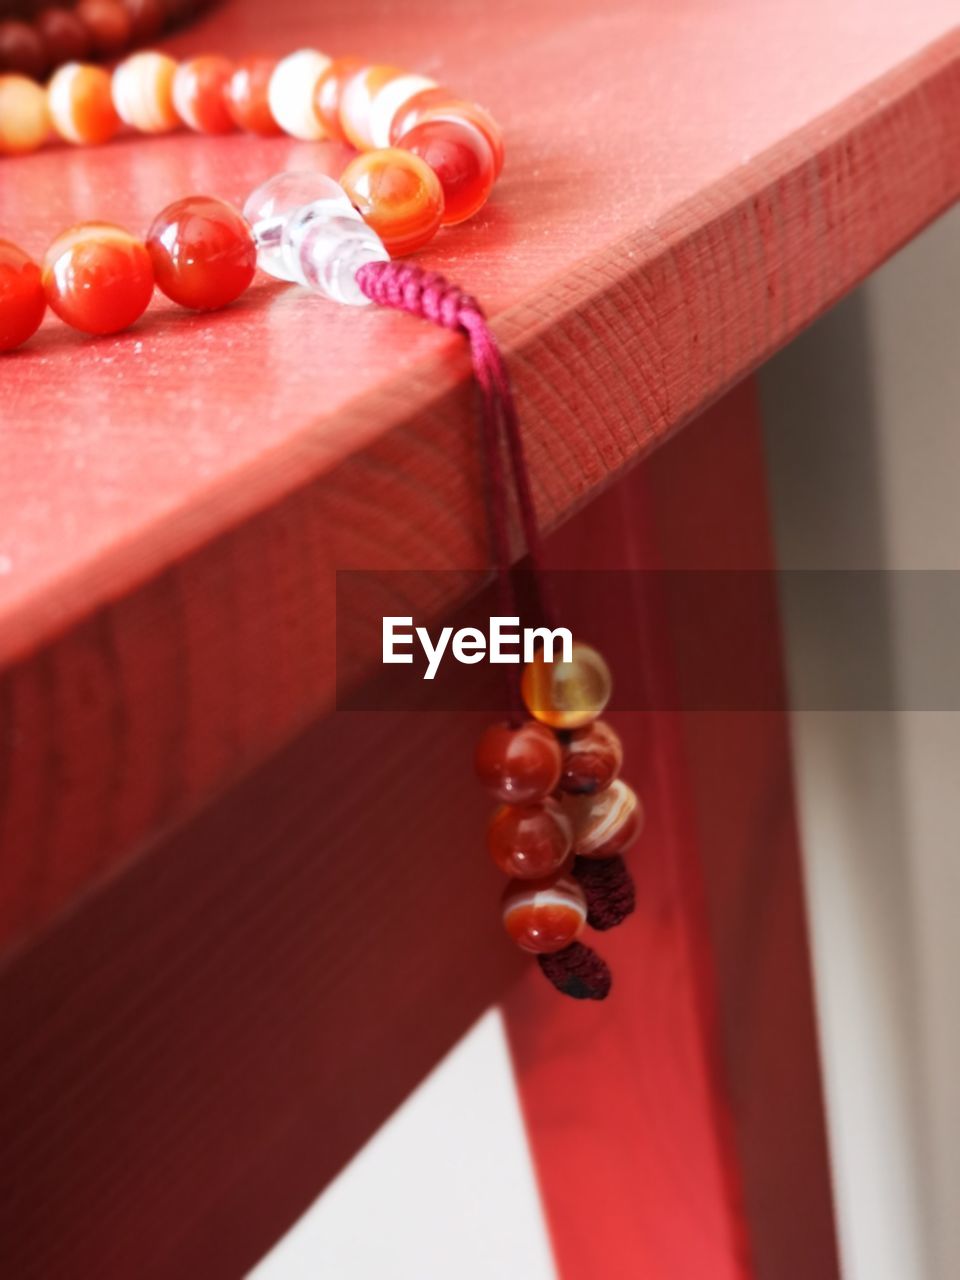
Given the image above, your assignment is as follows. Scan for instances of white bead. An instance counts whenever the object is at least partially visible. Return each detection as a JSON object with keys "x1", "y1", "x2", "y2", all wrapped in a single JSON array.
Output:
[
  {"x1": 112, "y1": 52, "x2": 178, "y2": 133},
  {"x1": 47, "y1": 64, "x2": 85, "y2": 143},
  {"x1": 267, "y1": 49, "x2": 332, "y2": 140},
  {"x1": 368, "y1": 73, "x2": 437, "y2": 148},
  {"x1": 244, "y1": 171, "x2": 353, "y2": 282},
  {"x1": 282, "y1": 206, "x2": 389, "y2": 306}
]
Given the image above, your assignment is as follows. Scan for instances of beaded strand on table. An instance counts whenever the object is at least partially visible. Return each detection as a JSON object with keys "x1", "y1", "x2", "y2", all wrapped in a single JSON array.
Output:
[{"x1": 0, "y1": 48, "x2": 504, "y2": 349}]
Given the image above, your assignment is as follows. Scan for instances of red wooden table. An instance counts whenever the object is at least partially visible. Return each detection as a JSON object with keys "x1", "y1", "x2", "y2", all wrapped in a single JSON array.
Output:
[{"x1": 0, "y1": 0, "x2": 957, "y2": 1275}]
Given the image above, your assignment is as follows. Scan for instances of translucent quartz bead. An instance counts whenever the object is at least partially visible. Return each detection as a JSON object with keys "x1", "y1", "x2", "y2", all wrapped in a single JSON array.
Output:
[
  {"x1": 243, "y1": 171, "x2": 388, "y2": 306},
  {"x1": 522, "y1": 641, "x2": 613, "y2": 730},
  {"x1": 0, "y1": 239, "x2": 46, "y2": 352}
]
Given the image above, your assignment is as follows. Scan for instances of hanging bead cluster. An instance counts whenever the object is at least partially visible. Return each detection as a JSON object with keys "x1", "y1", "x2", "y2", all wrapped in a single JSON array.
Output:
[{"x1": 475, "y1": 641, "x2": 642, "y2": 1000}]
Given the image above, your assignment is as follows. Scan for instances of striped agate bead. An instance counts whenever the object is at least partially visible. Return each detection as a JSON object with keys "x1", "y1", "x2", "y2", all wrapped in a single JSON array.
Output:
[
  {"x1": 339, "y1": 64, "x2": 437, "y2": 150},
  {"x1": 558, "y1": 720, "x2": 623, "y2": 795},
  {"x1": 173, "y1": 55, "x2": 234, "y2": 134},
  {"x1": 267, "y1": 48, "x2": 331, "y2": 140},
  {"x1": 562, "y1": 779, "x2": 642, "y2": 858},
  {"x1": 501, "y1": 872, "x2": 587, "y2": 954},
  {"x1": 0, "y1": 74, "x2": 50, "y2": 155},
  {"x1": 48, "y1": 63, "x2": 120, "y2": 145},
  {"x1": 487, "y1": 797, "x2": 573, "y2": 880},
  {"x1": 112, "y1": 51, "x2": 179, "y2": 133}
]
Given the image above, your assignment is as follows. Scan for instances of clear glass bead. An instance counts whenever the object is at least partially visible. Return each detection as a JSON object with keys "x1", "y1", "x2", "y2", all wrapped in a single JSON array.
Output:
[
  {"x1": 281, "y1": 206, "x2": 389, "y2": 306},
  {"x1": 242, "y1": 171, "x2": 354, "y2": 283},
  {"x1": 242, "y1": 170, "x2": 389, "y2": 304}
]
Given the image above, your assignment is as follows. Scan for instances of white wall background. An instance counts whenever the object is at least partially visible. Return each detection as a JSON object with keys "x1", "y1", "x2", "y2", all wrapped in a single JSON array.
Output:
[{"x1": 760, "y1": 205, "x2": 960, "y2": 1280}]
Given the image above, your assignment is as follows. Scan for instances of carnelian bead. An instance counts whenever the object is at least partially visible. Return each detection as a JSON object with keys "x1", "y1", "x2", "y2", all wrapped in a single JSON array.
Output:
[
  {"x1": 0, "y1": 240, "x2": 45, "y2": 352},
  {"x1": 75, "y1": 0, "x2": 131, "y2": 57},
  {"x1": 36, "y1": 9, "x2": 92, "y2": 66},
  {"x1": 48, "y1": 63, "x2": 120, "y2": 145},
  {"x1": 390, "y1": 91, "x2": 504, "y2": 177},
  {"x1": 340, "y1": 148, "x2": 444, "y2": 256},
  {"x1": 225, "y1": 55, "x2": 280, "y2": 135},
  {"x1": 173, "y1": 54, "x2": 234, "y2": 134},
  {"x1": 502, "y1": 871, "x2": 587, "y2": 954},
  {"x1": 0, "y1": 74, "x2": 49, "y2": 154},
  {"x1": 124, "y1": 0, "x2": 165, "y2": 41},
  {"x1": 474, "y1": 720, "x2": 562, "y2": 805},
  {"x1": 488, "y1": 798, "x2": 572, "y2": 880},
  {"x1": 42, "y1": 222, "x2": 153, "y2": 335},
  {"x1": 0, "y1": 20, "x2": 46, "y2": 80},
  {"x1": 396, "y1": 116, "x2": 495, "y2": 225},
  {"x1": 562, "y1": 779, "x2": 643, "y2": 858},
  {"x1": 521, "y1": 641, "x2": 612, "y2": 731},
  {"x1": 313, "y1": 54, "x2": 362, "y2": 142},
  {"x1": 558, "y1": 720, "x2": 623, "y2": 795},
  {"x1": 146, "y1": 196, "x2": 255, "y2": 311}
]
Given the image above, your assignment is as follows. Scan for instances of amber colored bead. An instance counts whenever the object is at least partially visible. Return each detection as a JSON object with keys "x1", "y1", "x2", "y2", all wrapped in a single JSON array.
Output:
[
  {"x1": 396, "y1": 116, "x2": 495, "y2": 226},
  {"x1": 390, "y1": 90, "x2": 504, "y2": 177},
  {"x1": 488, "y1": 797, "x2": 572, "y2": 880},
  {"x1": 35, "y1": 8, "x2": 91, "y2": 65},
  {"x1": 48, "y1": 62, "x2": 120, "y2": 145},
  {"x1": 43, "y1": 222, "x2": 153, "y2": 334},
  {"x1": 173, "y1": 54, "x2": 234, "y2": 133},
  {"x1": 474, "y1": 720, "x2": 561, "y2": 805},
  {"x1": 225, "y1": 55, "x2": 280, "y2": 135},
  {"x1": 502, "y1": 871, "x2": 587, "y2": 954},
  {"x1": 558, "y1": 720, "x2": 623, "y2": 795},
  {"x1": 0, "y1": 239, "x2": 45, "y2": 352},
  {"x1": 0, "y1": 19, "x2": 46, "y2": 78},
  {"x1": 146, "y1": 196, "x2": 255, "y2": 311},
  {"x1": 75, "y1": 0, "x2": 131, "y2": 56},
  {"x1": 0, "y1": 73, "x2": 49, "y2": 153},
  {"x1": 522, "y1": 641, "x2": 612, "y2": 731},
  {"x1": 340, "y1": 147, "x2": 444, "y2": 256},
  {"x1": 313, "y1": 54, "x2": 361, "y2": 142},
  {"x1": 562, "y1": 779, "x2": 642, "y2": 858}
]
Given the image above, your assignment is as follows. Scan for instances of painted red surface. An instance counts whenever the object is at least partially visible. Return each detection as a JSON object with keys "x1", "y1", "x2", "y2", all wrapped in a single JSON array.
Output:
[
  {"x1": 0, "y1": 0, "x2": 957, "y2": 956},
  {"x1": 504, "y1": 384, "x2": 838, "y2": 1280}
]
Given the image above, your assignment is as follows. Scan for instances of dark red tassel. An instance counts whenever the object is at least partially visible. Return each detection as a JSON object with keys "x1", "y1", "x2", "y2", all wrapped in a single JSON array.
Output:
[
  {"x1": 573, "y1": 855, "x2": 636, "y2": 930},
  {"x1": 538, "y1": 942, "x2": 612, "y2": 1000}
]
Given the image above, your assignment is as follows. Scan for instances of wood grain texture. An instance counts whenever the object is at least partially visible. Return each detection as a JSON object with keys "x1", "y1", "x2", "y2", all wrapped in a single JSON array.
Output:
[
  {"x1": 0, "y1": 386, "x2": 837, "y2": 1280},
  {"x1": 504, "y1": 382, "x2": 839, "y2": 1280},
  {"x1": 1, "y1": 5, "x2": 958, "y2": 953}
]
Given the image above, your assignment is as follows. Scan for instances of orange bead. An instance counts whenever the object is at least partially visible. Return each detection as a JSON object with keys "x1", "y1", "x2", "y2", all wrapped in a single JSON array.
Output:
[
  {"x1": 562, "y1": 780, "x2": 643, "y2": 858},
  {"x1": 147, "y1": 196, "x2": 256, "y2": 311},
  {"x1": 313, "y1": 55, "x2": 362, "y2": 142},
  {"x1": 340, "y1": 148, "x2": 444, "y2": 256},
  {"x1": 0, "y1": 240, "x2": 45, "y2": 352},
  {"x1": 396, "y1": 116, "x2": 495, "y2": 225},
  {"x1": 521, "y1": 641, "x2": 612, "y2": 730},
  {"x1": 225, "y1": 55, "x2": 281, "y2": 135},
  {"x1": 74, "y1": 0, "x2": 131, "y2": 57},
  {"x1": 173, "y1": 55, "x2": 234, "y2": 134},
  {"x1": 48, "y1": 63, "x2": 121, "y2": 145},
  {"x1": 43, "y1": 223, "x2": 153, "y2": 335},
  {"x1": 390, "y1": 91, "x2": 504, "y2": 177},
  {"x1": 0, "y1": 74, "x2": 50, "y2": 155},
  {"x1": 488, "y1": 798, "x2": 573, "y2": 880},
  {"x1": 339, "y1": 65, "x2": 401, "y2": 149},
  {"x1": 501, "y1": 871, "x2": 587, "y2": 954},
  {"x1": 474, "y1": 720, "x2": 562, "y2": 805}
]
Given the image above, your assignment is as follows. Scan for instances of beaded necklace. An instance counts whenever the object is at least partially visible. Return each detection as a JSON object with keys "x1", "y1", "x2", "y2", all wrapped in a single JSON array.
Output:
[{"x1": 0, "y1": 44, "x2": 639, "y2": 1000}]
